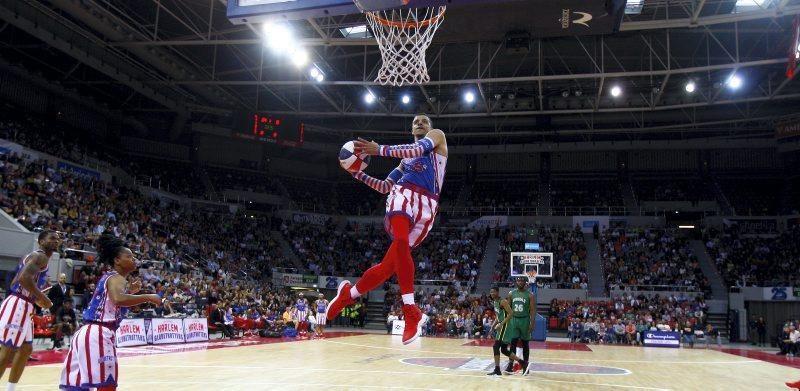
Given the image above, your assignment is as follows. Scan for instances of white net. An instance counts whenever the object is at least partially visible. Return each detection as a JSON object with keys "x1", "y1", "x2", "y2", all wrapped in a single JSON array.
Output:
[{"x1": 364, "y1": 6, "x2": 446, "y2": 86}]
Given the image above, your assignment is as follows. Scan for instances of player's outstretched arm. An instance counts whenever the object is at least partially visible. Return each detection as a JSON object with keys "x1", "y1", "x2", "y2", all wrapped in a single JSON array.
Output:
[
  {"x1": 354, "y1": 129, "x2": 445, "y2": 159},
  {"x1": 351, "y1": 164, "x2": 403, "y2": 194},
  {"x1": 107, "y1": 275, "x2": 162, "y2": 307}
]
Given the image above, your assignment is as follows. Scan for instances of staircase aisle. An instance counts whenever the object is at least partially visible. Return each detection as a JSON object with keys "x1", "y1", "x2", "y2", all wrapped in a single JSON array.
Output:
[
  {"x1": 476, "y1": 238, "x2": 500, "y2": 293},
  {"x1": 585, "y1": 233, "x2": 606, "y2": 297}
]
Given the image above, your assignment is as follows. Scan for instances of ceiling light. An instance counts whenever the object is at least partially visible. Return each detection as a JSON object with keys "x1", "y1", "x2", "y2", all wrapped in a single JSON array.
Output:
[
  {"x1": 291, "y1": 48, "x2": 309, "y2": 67},
  {"x1": 364, "y1": 92, "x2": 376, "y2": 104},
  {"x1": 464, "y1": 91, "x2": 475, "y2": 103},
  {"x1": 401, "y1": 94, "x2": 411, "y2": 104},
  {"x1": 685, "y1": 81, "x2": 696, "y2": 93},
  {"x1": 610, "y1": 86, "x2": 622, "y2": 97},
  {"x1": 315, "y1": 73, "x2": 324, "y2": 82},
  {"x1": 309, "y1": 67, "x2": 320, "y2": 78},
  {"x1": 263, "y1": 22, "x2": 293, "y2": 52},
  {"x1": 726, "y1": 74, "x2": 743, "y2": 90}
]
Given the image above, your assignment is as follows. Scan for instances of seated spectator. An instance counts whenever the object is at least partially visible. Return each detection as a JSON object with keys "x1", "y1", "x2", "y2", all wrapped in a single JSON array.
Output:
[{"x1": 52, "y1": 300, "x2": 77, "y2": 350}]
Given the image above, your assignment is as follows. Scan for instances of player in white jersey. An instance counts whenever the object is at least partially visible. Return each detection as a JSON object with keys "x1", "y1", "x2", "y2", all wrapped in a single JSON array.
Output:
[
  {"x1": 59, "y1": 234, "x2": 161, "y2": 391},
  {"x1": 0, "y1": 230, "x2": 59, "y2": 391},
  {"x1": 315, "y1": 293, "x2": 329, "y2": 337}
]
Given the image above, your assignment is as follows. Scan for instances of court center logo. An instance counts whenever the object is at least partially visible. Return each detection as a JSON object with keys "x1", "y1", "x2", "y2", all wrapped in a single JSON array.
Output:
[
  {"x1": 560, "y1": 9, "x2": 593, "y2": 29},
  {"x1": 401, "y1": 357, "x2": 629, "y2": 375}
]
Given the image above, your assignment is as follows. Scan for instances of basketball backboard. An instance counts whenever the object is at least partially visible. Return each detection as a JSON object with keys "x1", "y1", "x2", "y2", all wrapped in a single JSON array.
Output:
[
  {"x1": 227, "y1": 0, "x2": 492, "y2": 24},
  {"x1": 510, "y1": 252, "x2": 553, "y2": 279}
]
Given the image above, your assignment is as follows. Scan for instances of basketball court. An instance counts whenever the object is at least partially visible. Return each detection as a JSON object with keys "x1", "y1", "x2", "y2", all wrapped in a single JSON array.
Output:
[{"x1": 15, "y1": 332, "x2": 799, "y2": 390}]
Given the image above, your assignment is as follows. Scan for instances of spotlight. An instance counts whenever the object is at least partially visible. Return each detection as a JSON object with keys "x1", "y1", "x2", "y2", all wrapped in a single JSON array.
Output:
[
  {"x1": 493, "y1": 94, "x2": 502, "y2": 100},
  {"x1": 726, "y1": 74, "x2": 743, "y2": 90},
  {"x1": 401, "y1": 94, "x2": 411, "y2": 104},
  {"x1": 685, "y1": 81, "x2": 696, "y2": 93},
  {"x1": 575, "y1": 90, "x2": 582, "y2": 97},
  {"x1": 610, "y1": 85, "x2": 622, "y2": 97},
  {"x1": 315, "y1": 73, "x2": 324, "y2": 82},
  {"x1": 561, "y1": 91, "x2": 570, "y2": 98},
  {"x1": 508, "y1": 93, "x2": 516, "y2": 100},
  {"x1": 464, "y1": 91, "x2": 475, "y2": 103},
  {"x1": 309, "y1": 67, "x2": 320, "y2": 78},
  {"x1": 291, "y1": 48, "x2": 309, "y2": 67},
  {"x1": 364, "y1": 91, "x2": 376, "y2": 104},
  {"x1": 263, "y1": 22, "x2": 293, "y2": 52}
]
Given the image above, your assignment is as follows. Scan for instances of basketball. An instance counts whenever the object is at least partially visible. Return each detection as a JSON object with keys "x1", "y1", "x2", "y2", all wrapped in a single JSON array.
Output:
[{"x1": 338, "y1": 141, "x2": 370, "y2": 173}]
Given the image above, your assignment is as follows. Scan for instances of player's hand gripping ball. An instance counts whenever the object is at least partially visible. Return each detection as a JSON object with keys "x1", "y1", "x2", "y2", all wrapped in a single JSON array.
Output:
[{"x1": 339, "y1": 140, "x2": 371, "y2": 173}]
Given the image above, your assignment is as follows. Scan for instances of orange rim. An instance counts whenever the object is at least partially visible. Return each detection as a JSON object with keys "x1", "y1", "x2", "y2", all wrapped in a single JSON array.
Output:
[{"x1": 368, "y1": 7, "x2": 445, "y2": 29}]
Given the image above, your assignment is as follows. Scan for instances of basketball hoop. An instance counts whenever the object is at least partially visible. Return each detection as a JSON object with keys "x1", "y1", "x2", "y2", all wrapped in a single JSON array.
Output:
[
  {"x1": 358, "y1": 4, "x2": 446, "y2": 86},
  {"x1": 526, "y1": 270, "x2": 538, "y2": 284}
]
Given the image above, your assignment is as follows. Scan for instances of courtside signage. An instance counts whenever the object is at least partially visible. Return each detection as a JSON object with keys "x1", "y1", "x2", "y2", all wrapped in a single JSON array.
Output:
[{"x1": 642, "y1": 331, "x2": 681, "y2": 348}]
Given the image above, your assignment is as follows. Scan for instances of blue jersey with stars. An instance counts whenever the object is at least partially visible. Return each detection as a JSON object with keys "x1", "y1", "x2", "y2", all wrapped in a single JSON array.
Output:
[
  {"x1": 83, "y1": 271, "x2": 129, "y2": 324},
  {"x1": 8, "y1": 250, "x2": 49, "y2": 300},
  {"x1": 397, "y1": 151, "x2": 447, "y2": 196}
]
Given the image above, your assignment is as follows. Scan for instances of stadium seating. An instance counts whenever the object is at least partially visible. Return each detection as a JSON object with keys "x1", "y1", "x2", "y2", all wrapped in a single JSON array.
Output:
[
  {"x1": 705, "y1": 225, "x2": 800, "y2": 287},
  {"x1": 494, "y1": 225, "x2": 588, "y2": 289},
  {"x1": 599, "y1": 228, "x2": 710, "y2": 294}
]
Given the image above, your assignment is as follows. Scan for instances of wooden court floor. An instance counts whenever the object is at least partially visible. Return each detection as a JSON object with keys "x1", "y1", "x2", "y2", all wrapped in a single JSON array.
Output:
[{"x1": 16, "y1": 332, "x2": 800, "y2": 390}]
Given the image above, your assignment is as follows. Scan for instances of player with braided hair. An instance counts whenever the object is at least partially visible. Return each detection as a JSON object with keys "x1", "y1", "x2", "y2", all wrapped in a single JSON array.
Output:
[
  {"x1": 59, "y1": 233, "x2": 162, "y2": 391},
  {"x1": 327, "y1": 114, "x2": 447, "y2": 345}
]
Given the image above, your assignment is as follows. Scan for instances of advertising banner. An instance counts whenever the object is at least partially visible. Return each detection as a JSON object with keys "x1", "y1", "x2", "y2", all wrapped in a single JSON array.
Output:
[
  {"x1": 151, "y1": 318, "x2": 185, "y2": 345},
  {"x1": 763, "y1": 287, "x2": 798, "y2": 301},
  {"x1": 642, "y1": 331, "x2": 681, "y2": 348},
  {"x1": 183, "y1": 318, "x2": 209, "y2": 343},
  {"x1": 115, "y1": 319, "x2": 147, "y2": 347}
]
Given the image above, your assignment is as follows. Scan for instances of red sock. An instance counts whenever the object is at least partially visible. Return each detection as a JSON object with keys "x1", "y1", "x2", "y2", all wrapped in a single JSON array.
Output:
[
  {"x1": 354, "y1": 215, "x2": 411, "y2": 295},
  {"x1": 381, "y1": 215, "x2": 415, "y2": 296}
]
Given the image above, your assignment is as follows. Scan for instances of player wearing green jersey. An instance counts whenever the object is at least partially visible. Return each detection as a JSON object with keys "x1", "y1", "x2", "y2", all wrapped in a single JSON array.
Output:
[
  {"x1": 486, "y1": 286, "x2": 524, "y2": 377},
  {"x1": 504, "y1": 276, "x2": 535, "y2": 376}
]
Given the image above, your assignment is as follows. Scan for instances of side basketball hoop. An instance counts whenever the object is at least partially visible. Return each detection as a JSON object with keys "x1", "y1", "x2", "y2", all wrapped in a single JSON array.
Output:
[{"x1": 355, "y1": 3, "x2": 446, "y2": 86}]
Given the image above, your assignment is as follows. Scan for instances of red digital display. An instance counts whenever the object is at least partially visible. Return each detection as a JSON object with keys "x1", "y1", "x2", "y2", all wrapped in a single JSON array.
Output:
[{"x1": 237, "y1": 113, "x2": 304, "y2": 146}]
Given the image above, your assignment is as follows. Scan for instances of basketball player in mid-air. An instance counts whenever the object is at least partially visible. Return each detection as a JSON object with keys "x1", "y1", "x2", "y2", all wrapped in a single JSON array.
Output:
[
  {"x1": 60, "y1": 234, "x2": 162, "y2": 390},
  {"x1": 315, "y1": 293, "x2": 328, "y2": 337},
  {"x1": 486, "y1": 287, "x2": 526, "y2": 376},
  {"x1": 328, "y1": 114, "x2": 447, "y2": 344},
  {"x1": 0, "y1": 230, "x2": 59, "y2": 391},
  {"x1": 504, "y1": 276, "x2": 536, "y2": 375}
]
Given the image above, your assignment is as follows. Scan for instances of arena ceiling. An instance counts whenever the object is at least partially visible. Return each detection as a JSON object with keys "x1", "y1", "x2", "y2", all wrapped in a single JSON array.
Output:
[{"x1": 1, "y1": 0, "x2": 800, "y2": 144}]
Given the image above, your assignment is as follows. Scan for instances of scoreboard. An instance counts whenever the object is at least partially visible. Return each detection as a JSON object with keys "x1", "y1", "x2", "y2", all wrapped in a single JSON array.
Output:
[{"x1": 233, "y1": 113, "x2": 304, "y2": 147}]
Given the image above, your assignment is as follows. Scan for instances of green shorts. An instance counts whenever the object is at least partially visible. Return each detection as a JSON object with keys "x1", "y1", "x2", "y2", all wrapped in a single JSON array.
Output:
[{"x1": 502, "y1": 317, "x2": 531, "y2": 343}]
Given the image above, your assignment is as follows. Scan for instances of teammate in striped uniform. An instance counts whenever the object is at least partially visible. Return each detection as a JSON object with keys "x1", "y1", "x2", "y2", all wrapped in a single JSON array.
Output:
[
  {"x1": 327, "y1": 114, "x2": 448, "y2": 345},
  {"x1": 315, "y1": 293, "x2": 328, "y2": 337},
  {"x1": 59, "y1": 234, "x2": 161, "y2": 391},
  {"x1": 0, "y1": 230, "x2": 59, "y2": 391},
  {"x1": 295, "y1": 293, "x2": 309, "y2": 333}
]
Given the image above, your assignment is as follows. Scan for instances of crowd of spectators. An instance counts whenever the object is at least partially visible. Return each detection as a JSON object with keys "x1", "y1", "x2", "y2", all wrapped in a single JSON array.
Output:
[
  {"x1": 550, "y1": 180, "x2": 623, "y2": 210},
  {"x1": 600, "y1": 228, "x2": 710, "y2": 295},
  {"x1": 494, "y1": 225, "x2": 588, "y2": 289},
  {"x1": 721, "y1": 178, "x2": 783, "y2": 216},
  {"x1": 0, "y1": 153, "x2": 292, "y2": 285},
  {"x1": 634, "y1": 178, "x2": 713, "y2": 203},
  {"x1": 204, "y1": 166, "x2": 281, "y2": 196},
  {"x1": 468, "y1": 179, "x2": 538, "y2": 210},
  {"x1": 551, "y1": 293, "x2": 716, "y2": 347},
  {"x1": 705, "y1": 224, "x2": 800, "y2": 287}
]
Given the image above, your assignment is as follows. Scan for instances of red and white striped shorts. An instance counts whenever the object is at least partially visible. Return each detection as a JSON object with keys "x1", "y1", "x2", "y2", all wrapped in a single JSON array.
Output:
[
  {"x1": 60, "y1": 324, "x2": 118, "y2": 390},
  {"x1": 385, "y1": 184, "x2": 439, "y2": 248},
  {"x1": 316, "y1": 313, "x2": 326, "y2": 326},
  {"x1": 0, "y1": 294, "x2": 34, "y2": 348}
]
